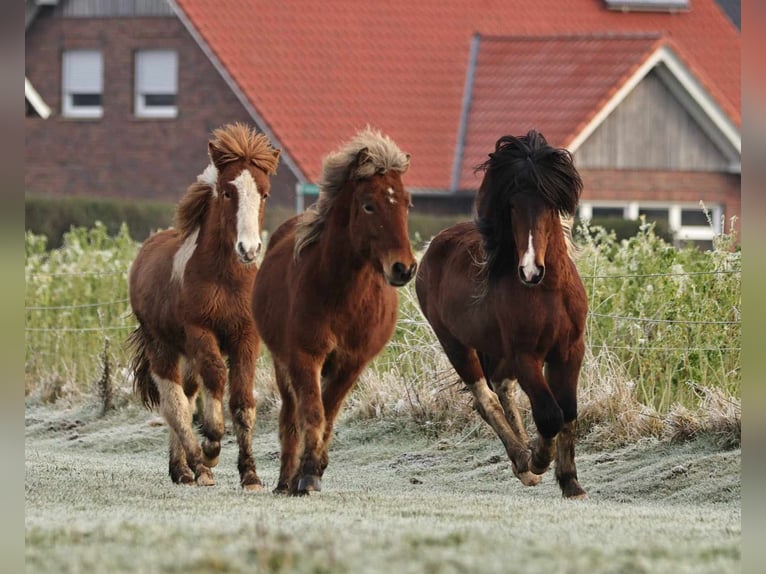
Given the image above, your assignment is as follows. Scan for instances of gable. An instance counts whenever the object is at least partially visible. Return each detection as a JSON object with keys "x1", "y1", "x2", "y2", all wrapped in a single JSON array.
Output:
[{"x1": 575, "y1": 68, "x2": 739, "y2": 172}]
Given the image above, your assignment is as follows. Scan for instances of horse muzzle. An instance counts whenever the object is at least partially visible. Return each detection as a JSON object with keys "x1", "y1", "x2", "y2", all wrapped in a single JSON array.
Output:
[
  {"x1": 237, "y1": 240, "x2": 261, "y2": 264},
  {"x1": 519, "y1": 264, "x2": 545, "y2": 286},
  {"x1": 386, "y1": 261, "x2": 417, "y2": 287}
]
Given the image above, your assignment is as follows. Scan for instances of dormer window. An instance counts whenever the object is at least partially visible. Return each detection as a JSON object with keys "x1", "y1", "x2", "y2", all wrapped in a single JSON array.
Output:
[
  {"x1": 134, "y1": 50, "x2": 178, "y2": 118},
  {"x1": 604, "y1": 0, "x2": 689, "y2": 11}
]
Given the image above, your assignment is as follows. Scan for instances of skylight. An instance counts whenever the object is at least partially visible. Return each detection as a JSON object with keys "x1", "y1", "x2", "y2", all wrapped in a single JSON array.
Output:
[{"x1": 604, "y1": 0, "x2": 690, "y2": 12}]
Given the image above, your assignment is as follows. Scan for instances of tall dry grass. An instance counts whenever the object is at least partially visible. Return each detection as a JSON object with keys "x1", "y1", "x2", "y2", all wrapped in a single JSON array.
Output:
[{"x1": 25, "y1": 218, "x2": 740, "y2": 447}]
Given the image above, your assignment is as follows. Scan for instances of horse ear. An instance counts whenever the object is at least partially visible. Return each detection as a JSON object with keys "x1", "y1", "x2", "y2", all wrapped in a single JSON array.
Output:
[
  {"x1": 353, "y1": 147, "x2": 374, "y2": 178},
  {"x1": 400, "y1": 152, "x2": 411, "y2": 174},
  {"x1": 208, "y1": 142, "x2": 227, "y2": 169}
]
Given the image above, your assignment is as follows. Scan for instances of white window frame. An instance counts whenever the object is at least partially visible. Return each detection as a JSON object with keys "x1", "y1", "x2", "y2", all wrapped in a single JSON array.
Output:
[
  {"x1": 62, "y1": 50, "x2": 103, "y2": 119},
  {"x1": 134, "y1": 50, "x2": 178, "y2": 119},
  {"x1": 579, "y1": 200, "x2": 723, "y2": 245}
]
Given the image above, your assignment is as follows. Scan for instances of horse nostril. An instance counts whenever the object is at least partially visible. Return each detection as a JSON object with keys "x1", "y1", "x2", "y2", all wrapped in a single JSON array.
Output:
[
  {"x1": 391, "y1": 261, "x2": 417, "y2": 284},
  {"x1": 237, "y1": 242, "x2": 246, "y2": 256},
  {"x1": 255, "y1": 243, "x2": 263, "y2": 256}
]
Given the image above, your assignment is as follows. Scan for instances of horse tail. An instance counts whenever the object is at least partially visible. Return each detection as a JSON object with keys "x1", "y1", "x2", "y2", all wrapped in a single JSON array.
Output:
[{"x1": 127, "y1": 322, "x2": 160, "y2": 409}]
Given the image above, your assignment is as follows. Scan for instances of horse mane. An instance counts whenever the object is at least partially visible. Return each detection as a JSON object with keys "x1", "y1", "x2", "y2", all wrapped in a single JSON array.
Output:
[
  {"x1": 474, "y1": 130, "x2": 582, "y2": 281},
  {"x1": 293, "y1": 126, "x2": 410, "y2": 260},
  {"x1": 174, "y1": 123, "x2": 281, "y2": 238}
]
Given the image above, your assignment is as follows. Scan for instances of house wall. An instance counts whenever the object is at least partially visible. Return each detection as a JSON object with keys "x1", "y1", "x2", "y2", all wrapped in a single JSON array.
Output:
[
  {"x1": 25, "y1": 7, "x2": 298, "y2": 206},
  {"x1": 580, "y1": 169, "x2": 741, "y2": 231}
]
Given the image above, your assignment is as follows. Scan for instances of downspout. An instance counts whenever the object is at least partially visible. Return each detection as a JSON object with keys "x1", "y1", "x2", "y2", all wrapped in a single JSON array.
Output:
[{"x1": 450, "y1": 33, "x2": 481, "y2": 192}]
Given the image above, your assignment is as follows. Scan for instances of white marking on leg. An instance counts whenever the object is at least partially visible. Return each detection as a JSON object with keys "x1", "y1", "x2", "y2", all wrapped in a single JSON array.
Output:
[
  {"x1": 198, "y1": 163, "x2": 219, "y2": 195},
  {"x1": 232, "y1": 169, "x2": 262, "y2": 259},
  {"x1": 520, "y1": 231, "x2": 537, "y2": 282},
  {"x1": 153, "y1": 374, "x2": 191, "y2": 426},
  {"x1": 202, "y1": 386, "x2": 224, "y2": 437},
  {"x1": 171, "y1": 228, "x2": 199, "y2": 284}
]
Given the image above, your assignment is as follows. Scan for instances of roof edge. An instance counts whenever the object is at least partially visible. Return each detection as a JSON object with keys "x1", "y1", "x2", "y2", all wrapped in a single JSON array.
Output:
[
  {"x1": 25, "y1": 77, "x2": 52, "y2": 119},
  {"x1": 167, "y1": 0, "x2": 308, "y2": 184},
  {"x1": 567, "y1": 43, "x2": 741, "y2": 163}
]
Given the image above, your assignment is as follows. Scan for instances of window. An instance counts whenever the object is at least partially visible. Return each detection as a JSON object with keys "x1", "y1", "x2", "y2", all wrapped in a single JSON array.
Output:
[
  {"x1": 591, "y1": 207, "x2": 625, "y2": 219},
  {"x1": 580, "y1": 201, "x2": 723, "y2": 248},
  {"x1": 62, "y1": 50, "x2": 103, "y2": 118},
  {"x1": 135, "y1": 50, "x2": 178, "y2": 118}
]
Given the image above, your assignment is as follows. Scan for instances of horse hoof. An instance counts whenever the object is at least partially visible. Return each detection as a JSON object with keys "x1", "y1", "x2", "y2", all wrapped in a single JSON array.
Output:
[
  {"x1": 201, "y1": 441, "x2": 221, "y2": 468},
  {"x1": 296, "y1": 475, "x2": 322, "y2": 493},
  {"x1": 241, "y1": 472, "x2": 263, "y2": 492},
  {"x1": 515, "y1": 470, "x2": 542, "y2": 487},
  {"x1": 563, "y1": 480, "x2": 588, "y2": 499},
  {"x1": 173, "y1": 472, "x2": 195, "y2": 486},
  {"x1": 195, "y1": 467, "x2": 215, "y2": 487},
  {"x1": 243, "y1": 482, "x2": 263, "y2": 492},
  {"x1": 273, "y1": 483, "x2": 290, "y2": 495}
]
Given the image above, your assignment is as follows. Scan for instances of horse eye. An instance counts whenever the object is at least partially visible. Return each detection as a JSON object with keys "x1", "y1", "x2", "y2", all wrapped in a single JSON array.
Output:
[
  {"x1": 222, "y1": 190, "x2": 232, "y2": 200},
  {"x1": 362, "y1": 203, "x2": 375, "y2": 214}
]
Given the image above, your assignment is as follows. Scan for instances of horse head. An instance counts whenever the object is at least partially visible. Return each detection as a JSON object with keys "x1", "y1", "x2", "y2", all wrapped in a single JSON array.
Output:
[
  {"x1": 475, "y1": 130, "x2": 582, "y2": 287},
  {"x1": 178, "y1": 123, "x2": 280, "y2": 264},
  {"x1": 345, "y1": 143, "x2": 417, "y2": 286}
]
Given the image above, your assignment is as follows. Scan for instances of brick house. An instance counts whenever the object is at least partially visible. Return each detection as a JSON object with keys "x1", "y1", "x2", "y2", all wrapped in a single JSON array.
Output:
[
  {"x1": 26, "y1": 0, "x2": 740, "y2": 246},
  {"x1": 24, "y1": 0, "x2": 300, "y2": 205}
]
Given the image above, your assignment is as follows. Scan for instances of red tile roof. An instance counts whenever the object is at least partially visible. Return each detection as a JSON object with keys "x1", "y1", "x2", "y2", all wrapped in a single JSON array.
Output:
[
  {"x1": 458, "y1": 34, "x2": 665, "y2": 189},
  {"x1": 174, "y1": 0, "x2": 740, "y2": 190}
]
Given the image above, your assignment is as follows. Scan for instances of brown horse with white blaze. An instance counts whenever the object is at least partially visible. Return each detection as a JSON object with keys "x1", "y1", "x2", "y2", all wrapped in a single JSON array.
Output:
[
  {"x1": 416, "y1": 130, "x2": 588, "y2": 498},
  {"x1": 252, "y1": 127, "x2": 416, "y2": 495},
  {"x1": 128, "y1": 123, "x2": 280, "y2": 489}
]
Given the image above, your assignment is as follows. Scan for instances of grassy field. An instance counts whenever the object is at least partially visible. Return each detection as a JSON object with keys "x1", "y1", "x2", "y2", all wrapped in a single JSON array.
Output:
[
  {"x1": 26, "y1": 403, "x2": 740, "y2": 574},
  {"x1": 25, "y1": 219, "x2": 741, "y2": 572}
]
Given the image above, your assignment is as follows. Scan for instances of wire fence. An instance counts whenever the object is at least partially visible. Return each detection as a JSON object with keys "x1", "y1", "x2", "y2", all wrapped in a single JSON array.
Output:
[{"x1": 24, "y1": 269, "x2": 742, "y2": 353}]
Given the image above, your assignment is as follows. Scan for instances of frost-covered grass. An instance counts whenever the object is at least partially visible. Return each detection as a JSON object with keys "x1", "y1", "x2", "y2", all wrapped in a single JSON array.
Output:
[
  {"x1": 25, "y1": 404, "x2": 740, "y2": 574},
  {"x1": 24, "y1": 219, "x2": 741, "y2": 447}
]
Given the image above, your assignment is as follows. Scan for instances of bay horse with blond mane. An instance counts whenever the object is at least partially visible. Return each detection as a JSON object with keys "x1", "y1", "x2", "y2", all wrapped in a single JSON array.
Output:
[
  {"x1": 128, "y1": 123, "x2": 280, "y2": 489},
  {"x1": 416, "y1": 130, "x2": 588, "y2": 498},
  {"x1": 252, "y1": 128, "x2": 417, "y2": 495}
]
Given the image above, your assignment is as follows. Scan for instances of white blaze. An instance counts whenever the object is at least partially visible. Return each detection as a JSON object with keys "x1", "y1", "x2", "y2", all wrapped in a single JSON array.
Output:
[
  {"x1": 172, "y1": 228, "x2": 199, "y2": 284},
  {"x1": 386, "y1": 186, "x2": 397, "y2": 205},
  {"x1": 520, "y1": 231, "x2": 537, "y2": 282},
  {"x1": 232, "y1": 169, "x2": 262, "y2": 258}
]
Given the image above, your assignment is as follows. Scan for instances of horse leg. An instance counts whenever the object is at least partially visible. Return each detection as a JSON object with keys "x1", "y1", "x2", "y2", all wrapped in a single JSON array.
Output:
[
  {"x1": 288, "y1": 352, "x2": 325, "y2": 494},
  {"x1": 515, "y1": 353, "x2": 564, "y2": 476},
  {"x1": 493, "y1": 378, "x2": 530, "y2": 445},
  {"x1": 434, "y1": 329, "x2": 539, "y2": 486},
  {"x1": 319, "y1": 361, "x2": 365, "y2": 478},
  {"x1": 483, "y1": 356, "x2": 530, "y2": 445},
  {"x1": 228, "y1": 332, "x2": 262, "y2": 491},
  {"x1": 274, "y1": 361, "x2": 300, "y2": 494},
  {"x1": 185, "y1": 326, "x2": 230, "y2": 485},
  {"x1": 548, "y1": 352, "x2": 587, "y2": 499},
  {"x1": 168, "y1": 364, "x2": 200, "y2": 484},
  {"x1": 151, "y1": 356, "x2": 213, "y2": 486}
]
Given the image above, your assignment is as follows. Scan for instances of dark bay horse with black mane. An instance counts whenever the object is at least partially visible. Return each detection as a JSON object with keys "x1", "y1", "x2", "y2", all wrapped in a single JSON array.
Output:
[
  {"x1": 416, "y1": 130, "x2": 588, "y2": 498},
  {"x1": 128, "y1": 123, "x2": 280, "y2": 489},
  {"x1": 253, "y1": 127, "x2": 417, "y2": 495}
]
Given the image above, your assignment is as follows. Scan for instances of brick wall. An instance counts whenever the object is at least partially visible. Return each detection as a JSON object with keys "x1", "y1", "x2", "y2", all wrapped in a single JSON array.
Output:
[{"x1": 25, "y1": 12, "x2": 299, "y2": 207}]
